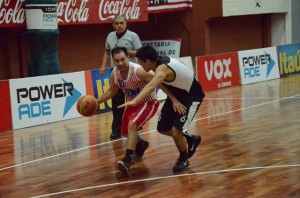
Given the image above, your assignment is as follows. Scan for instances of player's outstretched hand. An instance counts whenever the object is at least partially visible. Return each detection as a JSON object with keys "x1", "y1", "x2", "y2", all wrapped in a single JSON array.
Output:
[
  {"x1": 172, "y1": 100, "x2": 186, "y2": 115},
  {"x1": 118, "y1": 100, "x2": 137, "y2": 108}
]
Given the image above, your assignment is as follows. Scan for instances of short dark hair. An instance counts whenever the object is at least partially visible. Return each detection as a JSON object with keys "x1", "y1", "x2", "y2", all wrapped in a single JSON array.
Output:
[
  {"x1": 111, "y1": 47, "x2": 128, "y2": 59},
  {"x1": 113, "y1": 15, "x2": 126, "y2": 22},
  {"x1": 136, "y1": 45, "x2": 158, "y2": 62}
]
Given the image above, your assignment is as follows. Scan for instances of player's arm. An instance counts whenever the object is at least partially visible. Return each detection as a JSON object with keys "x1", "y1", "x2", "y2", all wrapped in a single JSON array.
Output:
[
  {"x1": 127, "y1": 50, "x2": 137, "y2": 58},
  {"x1": 135, "y1": 66, "x2": 154, "y2": 82},
  {"x1": 157, "y1": 83, "x2": 187, "y2": 115},
  {"x1": 135, "y1": 66, "x2": 186, "y2": 114},
  {"x1": 96, "y1": 70, "x2": 119, "y2": 104},
  {"x1": 118, "y1": 65, "x2": 166, "y2": 108},
  {"x1": 100, "y1": 50, "x2": 110, "y2": 74}
]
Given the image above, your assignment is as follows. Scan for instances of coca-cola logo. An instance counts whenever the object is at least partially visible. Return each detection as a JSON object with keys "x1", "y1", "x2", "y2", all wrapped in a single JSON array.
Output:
[
  {"x1": 0, "y1": 0, "x2": 25, "y2": 24},
  {"x1": 1, "y1": 0, "x2": 146, "y2": 26},
  {"x1": 99, "y1": 0, "x2": 141, "y2": 21},
  {"x1": 57, "y1": 0, "x2": 89, "y2": 23}
]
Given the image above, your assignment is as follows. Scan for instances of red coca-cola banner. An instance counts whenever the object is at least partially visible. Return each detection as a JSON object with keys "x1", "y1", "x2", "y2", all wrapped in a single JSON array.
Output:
[{"x1": 0, "y1": 0, "x2": 148, "y2": 27}]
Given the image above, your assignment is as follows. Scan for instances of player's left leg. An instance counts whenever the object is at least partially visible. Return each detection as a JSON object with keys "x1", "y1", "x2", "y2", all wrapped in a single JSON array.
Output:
[{"x1": 116, "y1": 100, "x2": 159, "y2": 176}]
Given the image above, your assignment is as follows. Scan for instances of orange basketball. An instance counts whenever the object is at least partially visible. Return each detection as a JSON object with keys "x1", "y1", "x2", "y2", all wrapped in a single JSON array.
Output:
[{"x1": 76, "y1": 95, "x2": 98, "y2": 117}]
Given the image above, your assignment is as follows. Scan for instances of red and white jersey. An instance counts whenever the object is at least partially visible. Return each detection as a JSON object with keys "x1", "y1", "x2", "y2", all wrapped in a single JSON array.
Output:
[{"x1": 113, "y1": 62, "x2": 157, "y2": 104}]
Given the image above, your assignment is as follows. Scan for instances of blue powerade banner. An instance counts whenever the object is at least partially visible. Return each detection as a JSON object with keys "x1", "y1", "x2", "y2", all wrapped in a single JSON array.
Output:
[{"x1": 277, "y1": 43, "x2": 300, "y2": 76}]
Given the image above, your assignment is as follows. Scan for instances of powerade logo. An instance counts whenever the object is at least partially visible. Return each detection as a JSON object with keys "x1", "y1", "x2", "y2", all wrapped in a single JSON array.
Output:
[
  {"x1": 43, "y1": 13, "x2": 57, "y2": 23},
  {"x1": 16, "y1": 79, "x2": 81, "y2": 120},
  {"x1": 43, "y1": 6, "x2": 57, "y2": 23},
  {"x1": 242, "y1": 52, "x2": 275, "y2": 78}
]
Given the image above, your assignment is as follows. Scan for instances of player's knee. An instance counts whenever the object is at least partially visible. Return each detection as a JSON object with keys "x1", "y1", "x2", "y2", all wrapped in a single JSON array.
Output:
[
  {"x1": 171, "y1": 128, "x2": 183, "y2": 139},
  {"x1": 128, "y1": 121, "x2": 138, "y2": 132},
  {"x1": 157, "y1": 127, "x2": 173, "y2": 137}
]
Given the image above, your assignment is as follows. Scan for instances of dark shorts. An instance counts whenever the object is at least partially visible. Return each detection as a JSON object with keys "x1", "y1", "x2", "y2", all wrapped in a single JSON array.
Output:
[{"x1": 157, "y1": 98, "x2": 201, "y2": 133}]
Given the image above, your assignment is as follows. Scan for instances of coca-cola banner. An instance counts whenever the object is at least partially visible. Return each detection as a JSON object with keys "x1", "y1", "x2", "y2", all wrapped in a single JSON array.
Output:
[
  {"x1": 0, "y1": 0, "x2": 148, "y2": 27},
  {"x1": 147, "y1": 0, "x2": 192, "y2": 14}
]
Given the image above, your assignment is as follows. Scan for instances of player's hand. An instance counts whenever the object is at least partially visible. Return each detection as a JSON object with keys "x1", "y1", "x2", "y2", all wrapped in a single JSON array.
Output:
[
  {"x1": 99, "y1": 66, "x2": 106, "y2": 75},
  {"x1": 118, "y1": 100, "x2": 137, "y2": 108},
  {"x1": 172, "y1": 100, "x2": 186, "y2": 115}
]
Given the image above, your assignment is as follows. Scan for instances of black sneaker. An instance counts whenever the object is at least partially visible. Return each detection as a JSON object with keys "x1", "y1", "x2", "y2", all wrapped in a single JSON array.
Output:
[
  {"x1": 173, "y1": 159, "x2": 190, "y2": 172},
  {"x1": 116, "y1": 160, "x2": 131, "y2": 177},
  {"x1": 133, "y1": 140, "x2": 149, "y2": 160},
  {"x1": 187, "y1": 135, "x2": 201, "y2": 158},
  {"x1": 110, "y1": 132, "x2": 121, "y2": 140}
]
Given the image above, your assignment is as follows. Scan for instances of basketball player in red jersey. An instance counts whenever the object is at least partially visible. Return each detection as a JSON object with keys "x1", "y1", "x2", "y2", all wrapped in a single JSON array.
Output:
[{"x1": 96, "y1": 47, "x2": 185, "y2": 176}]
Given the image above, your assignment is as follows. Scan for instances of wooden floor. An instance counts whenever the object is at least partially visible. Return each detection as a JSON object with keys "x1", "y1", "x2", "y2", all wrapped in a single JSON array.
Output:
[{"x1": 1, "y1": 74, "x2": 300, "y2": 198}]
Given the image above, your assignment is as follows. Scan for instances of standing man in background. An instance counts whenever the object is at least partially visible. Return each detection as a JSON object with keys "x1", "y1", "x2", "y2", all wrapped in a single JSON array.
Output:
[{"x1": 100, "y1": 15, "x2": 142, "y2": 140}]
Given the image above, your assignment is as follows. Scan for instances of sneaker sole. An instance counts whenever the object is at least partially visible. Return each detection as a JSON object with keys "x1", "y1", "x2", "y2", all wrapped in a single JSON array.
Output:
[
  {"x1": 173, "y1": 161, "x2": 190, "y2": 172},
  {"x1": 188, "y1": 136, "x2": 201, "y2": 158},
  {"x1": 110, "y1": 134, "x2": 121, "y2": 140},
  {"x1": 116, "y1": 161, "x2": 130, "y2": 177}
]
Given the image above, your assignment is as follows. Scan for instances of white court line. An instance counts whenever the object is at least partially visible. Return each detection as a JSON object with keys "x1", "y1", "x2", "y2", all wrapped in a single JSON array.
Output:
[
  {"x1": 194, "y1": 94, "x2": 300, "y2": 121},
  {"x1": 1, "y1": 94, "x2": 299, "y2": 172},
  {"x1": 205, "y1": 96, "x2": 300, "y2": 99},
  {"x1": 31, "y1": 164, "x2": 300, "y2": 198},
  {"x1": 0, "y1": 139, "x2": 126, "y2": 171}
]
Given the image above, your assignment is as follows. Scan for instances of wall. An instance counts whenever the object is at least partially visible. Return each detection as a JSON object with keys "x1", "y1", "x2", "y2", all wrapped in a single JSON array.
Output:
[
  {"x1": 291, "y1": 0, "x2": 300, "y2": 43},
  {"x1": 0, "y1": 0, "x2": 273, "y2": 80},
  {"x1": 271, "y1": 13, "x2": 286, "y2": 46},
  {"x1": 0, "y1": 28, "x2": 27, "y2": 80},
  {"x1": 205, "y1": 15, "x2": 267, "y2": 54},
  {"x1": 58, "y1": 24, "x2": 111, "y2": 73}
]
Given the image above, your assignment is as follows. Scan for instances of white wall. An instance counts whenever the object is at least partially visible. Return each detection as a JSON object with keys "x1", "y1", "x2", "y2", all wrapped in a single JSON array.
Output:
[
  {"x1": 291, "y1": 0, "x2": 300, "y2": 43},
  {"x1": 271, "y1": 13, "x2": 287, "y2": 46},
  {"x1": 222, "y1": 0, "x2": 289, "y2": 17}
]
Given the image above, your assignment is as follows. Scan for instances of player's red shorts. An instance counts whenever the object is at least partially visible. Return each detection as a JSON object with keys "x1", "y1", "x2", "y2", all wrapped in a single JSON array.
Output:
[{"x1": 121, "y1": 100, "x2": 159, "y2": 136}]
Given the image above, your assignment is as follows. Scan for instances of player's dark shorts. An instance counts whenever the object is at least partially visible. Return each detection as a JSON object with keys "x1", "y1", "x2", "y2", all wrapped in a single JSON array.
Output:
[
  {"x1": 157, "y1": 78, "x2": 205, "y2": 133},
  {"x1": 157, "y1": 98, "x2": 202, "y2": 133}
]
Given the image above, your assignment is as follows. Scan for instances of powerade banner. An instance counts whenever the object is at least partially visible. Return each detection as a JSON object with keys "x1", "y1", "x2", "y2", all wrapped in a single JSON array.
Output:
[
  {"x1": 277, "y1": 42, "x2": 300, "y2": 76},
  {"x1": 196, "y1": 52, "x2": 240, "y2": 91},
  {"x1": 0, "y1": 0, "x2": 148, "y2": 27},
  {"x1": 9, "y1": 72, "x2": 86, "y2": 130},
  {"x1": 25, "y1": 3, "x2": 58, "y2": 30},
  {"x1": 238, "y1": 47, "x2": 280, "y2": 85}
]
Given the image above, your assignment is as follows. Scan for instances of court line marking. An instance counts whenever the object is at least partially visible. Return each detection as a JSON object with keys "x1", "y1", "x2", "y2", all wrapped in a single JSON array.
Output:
[
  {"x1": 0, "y1": 94, "x2": 299, "y2": 172},
  {"x1": 193, "y1": 94, "x2": 300, "y2": 122},
  {"x1": 205, "y1": 96, "x2": 300, "y2": 99},
  {"x1": 30, "y1": 163, "x2": 300, "y2": 198},
  {"x1": 0, "y1": 139, "x2": 127, "y2": 171}
]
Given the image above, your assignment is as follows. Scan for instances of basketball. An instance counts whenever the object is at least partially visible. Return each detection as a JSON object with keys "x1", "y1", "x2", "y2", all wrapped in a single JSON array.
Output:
[{"x1": 76, "y1": 95, "x2": 98, "y2": 117}]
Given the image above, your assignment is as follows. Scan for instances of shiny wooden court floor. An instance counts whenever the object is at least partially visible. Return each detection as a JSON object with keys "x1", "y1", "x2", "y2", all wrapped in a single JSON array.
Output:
[{"x1": 1, "y1": 74, "x2": 300, "y2": 198}]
